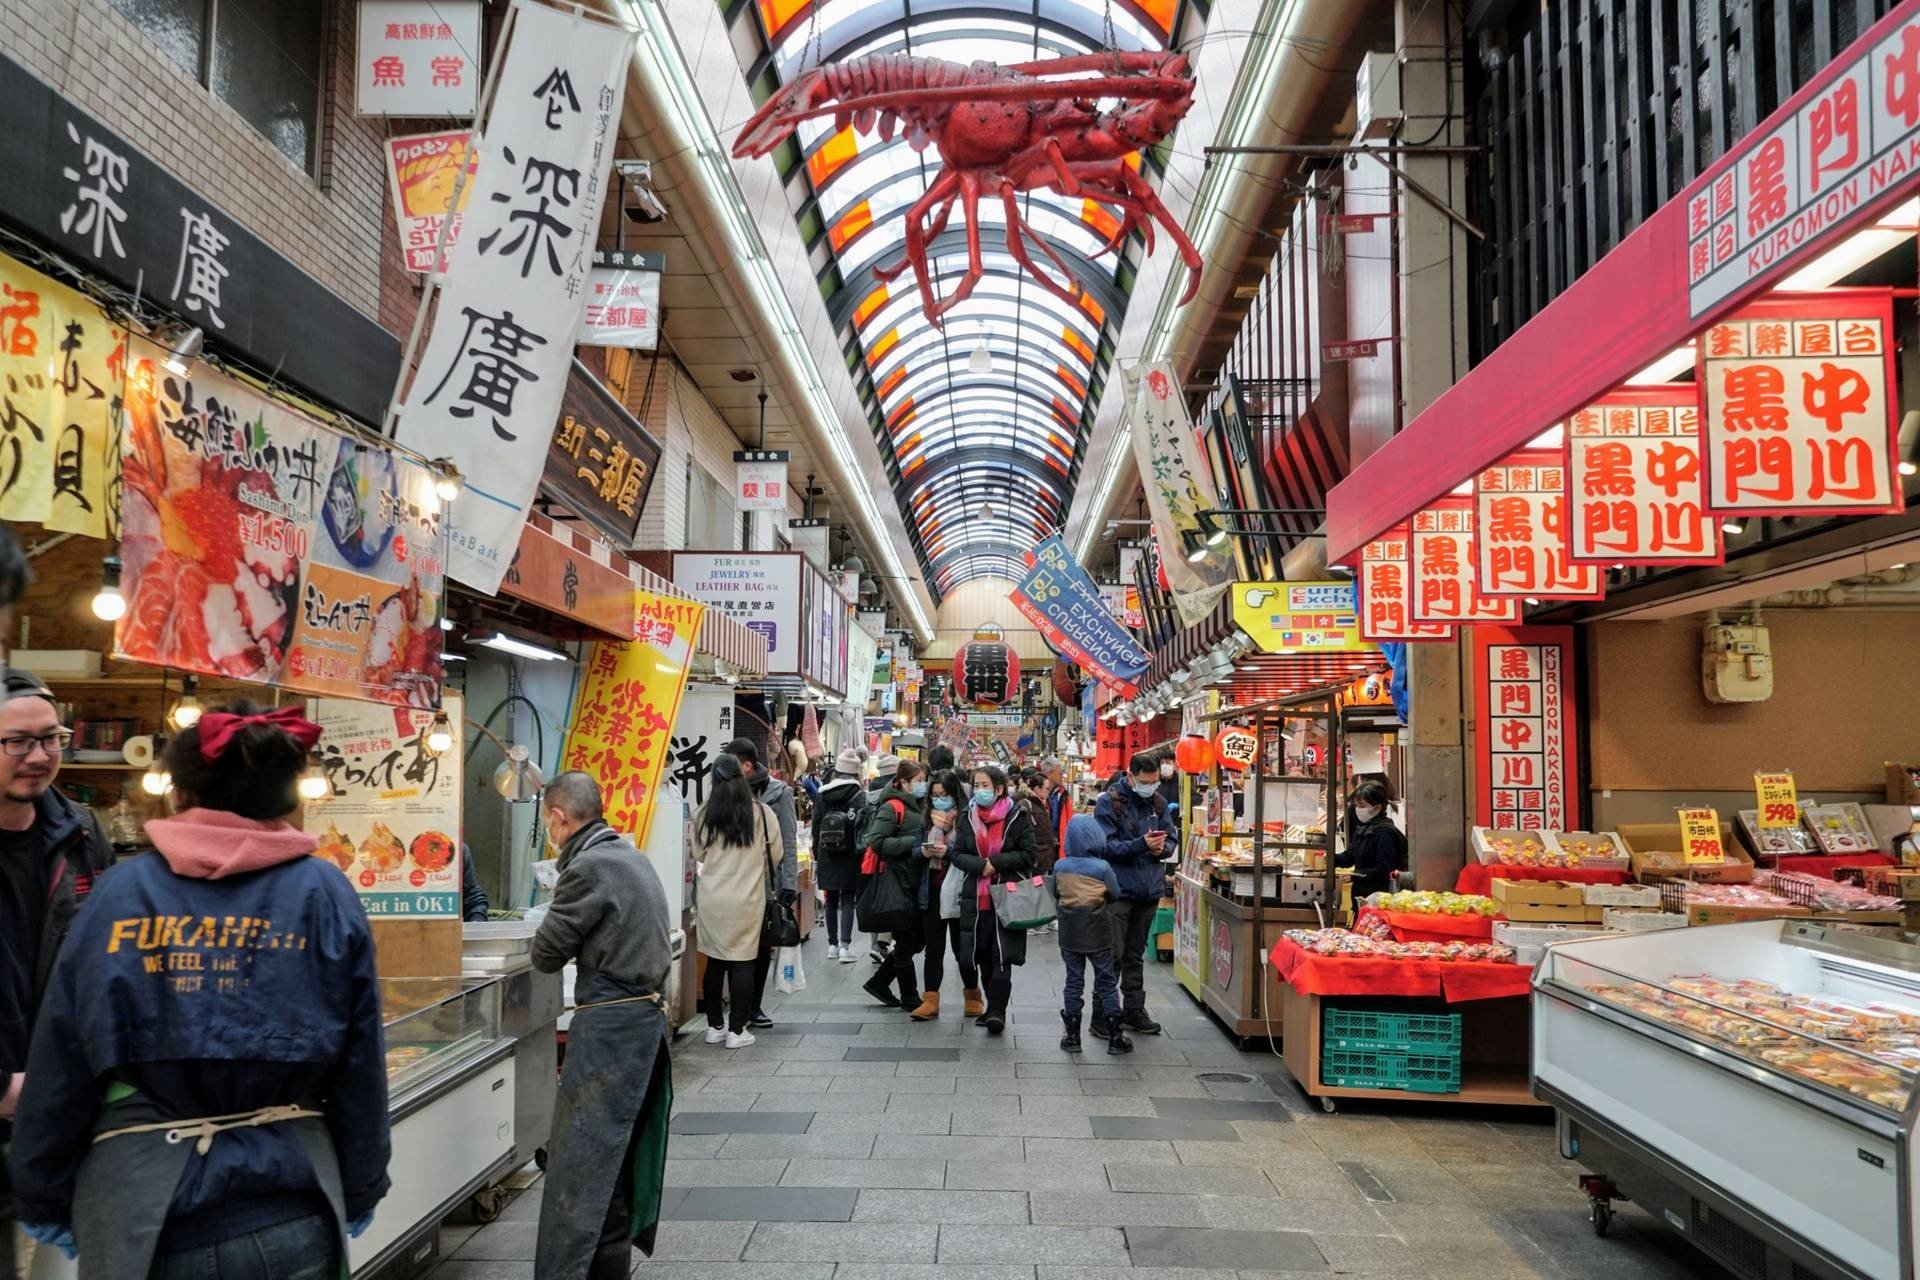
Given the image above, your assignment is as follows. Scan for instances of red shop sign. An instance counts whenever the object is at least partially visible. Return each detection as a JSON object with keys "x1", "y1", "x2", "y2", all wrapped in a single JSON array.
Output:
[
  {"x1": 1359, "y1": 529, "x2": 1453, "y2": 642},
  {"x1": 1408, "y1": 499, "x2": 1520, "y2": 626},
  {"x1": 1566, "y1": 387, "x2": 1724, "y2": 567},
  {"x1": 1473, "y1": 625, "x2": 1577, "y2": 832},
  {"x1": 1698, "y1": 290, "x2": 1905, "y2": 517},
  {"x1": 1474, "y1": 451, "x2": 1604, "y2": 599}
]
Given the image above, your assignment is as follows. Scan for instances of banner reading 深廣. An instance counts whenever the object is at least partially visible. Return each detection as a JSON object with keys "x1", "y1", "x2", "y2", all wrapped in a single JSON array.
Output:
[
  {"x1": 1007, "y1": 535, "x2": 1150, "y2": 697},
  {"x1": 384, "y1": 130, "x2": 476, "y2": 275},
  {"x1": 1473, "y1": 452, "x2": 1603, "y2": 599},
  {"x1": 1567, "y1": 388, "x2": 1723, "y2": 567},
  {"x1": 118, "y1": 338, "x2": 447, "y2": 707},
  {"x1": 1129, "y1": 360, "x2": 1231, "y2": 626},
  {"x1": 307, "y1": 693, "x2": 463, "y2": 918},
  {"x1": 0, "y1": 255, "x2": 125, "y2": 536},
  {"x1": 563, "y1": 589, "x2": 704, "y2": 845},
  {"x1": 1699, "y1": 292, "x2": 1904, "y2": 518},
  {"x1": 1408, "y1": 499, "x2": 1521, "y2": 627},
  {"x1": 393, "y1": 0, "x2": 631, "y2": 594}
]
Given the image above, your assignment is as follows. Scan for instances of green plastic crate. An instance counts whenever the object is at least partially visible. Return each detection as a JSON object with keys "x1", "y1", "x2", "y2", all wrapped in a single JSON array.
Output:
[
  {"x1": 1322, "y1": 1008, "x2": 1462, "y2": 1053},
  {"x1": 1320, "y1": 1044, "x2": 1462, "y2": 1094}
]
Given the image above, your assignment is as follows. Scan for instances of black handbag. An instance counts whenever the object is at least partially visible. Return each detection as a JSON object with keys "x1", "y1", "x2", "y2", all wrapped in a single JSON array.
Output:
[
  {"x1": 856, "y1": 862, "x2": 916, "y2": 933},
  {"x1": 759, "y1": 809, "x2": 800, "y2": 947}
]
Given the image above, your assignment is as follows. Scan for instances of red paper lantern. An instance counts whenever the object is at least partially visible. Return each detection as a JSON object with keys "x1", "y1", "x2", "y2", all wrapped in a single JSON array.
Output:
[
  {"x1": 953, "y1": 625, "x2": 1019, "y2": 708},
  {"x1": 1174, "y1": 734, "x2": 1215, "y2": 774},
  {"x1": 1215, "y1": 726, "x2": 1257, "y2": 771},
  {"x1": 1051, "y1": 658, "x2": 1082, "y2": 705}
]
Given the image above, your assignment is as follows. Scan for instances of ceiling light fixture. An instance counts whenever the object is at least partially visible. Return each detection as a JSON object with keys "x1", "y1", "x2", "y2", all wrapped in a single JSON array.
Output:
[
  {"x1": 156, "y1": 322, "x2": 205, "y2": 378},
  {"x1": 424, "y1": 710, "x2": 455, "y2": 757},
  {"x1": 91, "y1": 556, "x2": 126, "y2": 622},
  {"x1": 968, "y1": 324, "x2": 993, "y2": 375},
  {"x1": 1722, "y1": 520, "x2": 1746, "y2": 535},
  {"x1": 472, "y1": 629, "x2": 569, "y2": 663},
  {"x1": 167, "y1": 675, "x2": 202, "y2": 731},
  {"x1": 431, "y1": 459, "x2": 464, "y2": 503}
]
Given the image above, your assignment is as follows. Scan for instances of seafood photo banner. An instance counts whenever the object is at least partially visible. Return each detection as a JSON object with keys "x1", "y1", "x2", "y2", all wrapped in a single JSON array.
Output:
[
  {"x1": 562, "y1": 588, "x2": 704, "y2": 846},
  {"x1": 391, "y1": 0, "x2": 631, "y2": 595},
  {"x1": 117, "y1": 337, "x2": 448, "y2": 706},
  {"x1": 308, "y1": 693, "x2": 464, "y2": 918},
  {"x1": 1128, "y1": 360, "x2": 1232, "y2": 626}
]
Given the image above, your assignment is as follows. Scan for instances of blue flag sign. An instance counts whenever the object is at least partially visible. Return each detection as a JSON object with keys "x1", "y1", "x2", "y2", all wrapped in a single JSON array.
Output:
[{"x1": 1009, "y1": 535, "x2": 1152, "y2": 697}]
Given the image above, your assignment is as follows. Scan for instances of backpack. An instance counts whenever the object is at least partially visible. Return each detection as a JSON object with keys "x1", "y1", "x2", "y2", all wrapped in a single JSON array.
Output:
[
  {"x1": 859, "y1": 797, "x2": 908, "y2": 875},
  {"x1": 814, "y1": 788, "x2": 867, "y2": 863}
]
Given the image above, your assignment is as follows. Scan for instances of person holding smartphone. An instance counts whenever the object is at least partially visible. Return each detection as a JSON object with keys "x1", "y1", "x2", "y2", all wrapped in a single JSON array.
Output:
[{"x1": 1090, "y1": 753, "x2": 1172, "y2": 1041}]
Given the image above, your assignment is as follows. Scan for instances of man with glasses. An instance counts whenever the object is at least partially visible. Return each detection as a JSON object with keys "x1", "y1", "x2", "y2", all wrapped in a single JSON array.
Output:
[{"x1": 0, "y1": 670, "x2": 113, "y2": 1276}]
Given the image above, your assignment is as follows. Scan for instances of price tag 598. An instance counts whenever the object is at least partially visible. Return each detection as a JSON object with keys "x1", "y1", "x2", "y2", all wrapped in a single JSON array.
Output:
[{"x1": 1754, "y1": 772, "x2": 1798, "y2": 830}]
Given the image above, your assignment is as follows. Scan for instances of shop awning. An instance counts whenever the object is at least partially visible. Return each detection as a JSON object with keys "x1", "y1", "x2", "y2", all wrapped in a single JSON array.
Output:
[
  {"x1": 1325, "y1": 1, "x2": 1920, "y2": 564},
  {"x1": 627, "y1": 560, "x2": 769, "y2": 680}
]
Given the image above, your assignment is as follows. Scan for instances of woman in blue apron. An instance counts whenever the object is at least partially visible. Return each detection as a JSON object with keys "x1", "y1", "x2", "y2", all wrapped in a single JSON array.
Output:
[{"x1": 7, "y1": 703, "x2": 390, "y2": 1278}]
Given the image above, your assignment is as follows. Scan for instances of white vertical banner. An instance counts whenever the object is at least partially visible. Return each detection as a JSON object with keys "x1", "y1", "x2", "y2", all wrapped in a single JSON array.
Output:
[
  {"x1": 735, "y1": 449, "x2": 790, "y2": 512},
  {"x1": 789, "y1": 518, "x2": 830, "y2": 570},
  {"x1": 846, "y1": 625, "x2": 878, "y2": 712},
  {"x1": 1128, "y1": 360, "x2": 1232, "y2": 626},
  {"x1": 393, "y1": 0, "x2": 631, "y2": 594}
]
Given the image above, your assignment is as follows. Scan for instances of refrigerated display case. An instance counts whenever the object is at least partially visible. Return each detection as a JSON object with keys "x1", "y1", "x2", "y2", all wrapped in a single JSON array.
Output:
[
  {"x1": 349, "y1": 976, "x2": 519, "y2": 1277},
  {"x1": 1533, "y1": 921, "x2": 1920, "y2": 1280}
]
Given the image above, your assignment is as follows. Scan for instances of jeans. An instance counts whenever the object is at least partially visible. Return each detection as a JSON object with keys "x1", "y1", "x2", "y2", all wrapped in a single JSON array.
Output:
[
  {"x1": 1109, "y1": 898, "x2": 1159, "y2": 1013},
  {"x1": 920, "y1": 905, "x2": 976, "y2": 993},
  {"x1": 151, "y1": 1210, "x2": 337, "y2": 1280},
  {"x1": 704, "y1": 956, "x2": 757, "y2": 1033},
  {"x1": 1062, "y1": 947, "x2": 1120, "y2": 1019},
  {"x1": 823, "y1": 890, "x2": 857, "y2": 946}
]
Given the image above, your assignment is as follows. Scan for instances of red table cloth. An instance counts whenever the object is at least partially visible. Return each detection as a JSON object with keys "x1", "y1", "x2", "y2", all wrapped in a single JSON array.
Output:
[
  {"x1": 1768, "y1": 853, "x2": 1896, "y2": 879},
  {"x1": 1455, "y1": 863, "x2": 1629, "y2": 896},
  {"x1": 1270, "y1": 937, "x2": 1533, "y2": 1003},
  {"x1": 1355, "y1": 906, "x2": 1495, "y2": 944}
]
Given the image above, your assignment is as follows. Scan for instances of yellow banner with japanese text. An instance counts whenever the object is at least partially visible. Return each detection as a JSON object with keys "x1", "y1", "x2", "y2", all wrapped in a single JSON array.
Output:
[{"x1": 561, "y1": 588, "x2": 704, "y2": 845}]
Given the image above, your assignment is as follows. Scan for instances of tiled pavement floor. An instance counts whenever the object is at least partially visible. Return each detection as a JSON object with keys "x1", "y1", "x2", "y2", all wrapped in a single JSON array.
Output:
[{"x1": 430, "y1": 928, "x2": 1729, "y2": 1279}]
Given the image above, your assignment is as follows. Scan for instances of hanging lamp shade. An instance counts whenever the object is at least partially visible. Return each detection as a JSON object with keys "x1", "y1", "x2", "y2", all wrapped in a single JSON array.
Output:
[{"x1": 1174, "y1": 734, "x2": 1215, "y2": 774}]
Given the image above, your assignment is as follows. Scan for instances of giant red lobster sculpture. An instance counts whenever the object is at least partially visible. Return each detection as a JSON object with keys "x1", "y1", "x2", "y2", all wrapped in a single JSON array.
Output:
[{"x1": 734, "y1": 52, "x2": 1204, "y2": 328}]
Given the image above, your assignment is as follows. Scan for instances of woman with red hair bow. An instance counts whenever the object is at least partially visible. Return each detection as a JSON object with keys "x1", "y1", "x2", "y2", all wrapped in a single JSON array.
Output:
[{"x1": 8, "y1": 700, "x2": 391, "y2": 1279}]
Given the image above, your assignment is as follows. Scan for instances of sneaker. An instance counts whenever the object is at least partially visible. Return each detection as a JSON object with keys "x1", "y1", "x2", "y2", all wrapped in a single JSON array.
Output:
[
  {"x1": 748, "y1": 1012, "x2": 775, "y2": 1029},
  {"x1": 703, "y1": 1026, "x2": 727, "y2": 1045},
  {"x1": 725, "y1": 1030, "x2": 756, "y2": 1049},
  {"x1": 862, "y1": 973, "x2": 902, "y2": 1007},
  {"x1": 838, "y1": 946, "x2": 857, "y2": 964}
]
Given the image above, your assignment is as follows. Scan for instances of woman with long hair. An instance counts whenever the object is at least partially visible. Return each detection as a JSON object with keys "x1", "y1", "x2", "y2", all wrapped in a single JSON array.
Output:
[
  {"x1": 10, "y1": 701, "x2": 390, "y2": 1278},
  {"x1": 910, "y1": 770, "x2": 980, "y2": 1020},
  {"x1": 947, "y1": 764, "x2": 1037, "y2": 1034},
  {"x1": 694, "y1": 752, "x2": 781, "y2": 1048}
]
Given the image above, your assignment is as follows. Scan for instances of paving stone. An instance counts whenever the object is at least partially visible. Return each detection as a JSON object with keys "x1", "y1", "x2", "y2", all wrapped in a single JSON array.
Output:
[
  {"x1": 833, "y1": 1267, "x2": 1037, "y2": 1280},
  {"x1": 633, "y1": 1265, "x2": 834, "y2": 1280},
  {"x1": 1150, "y1": 1097, "x2": 1299, "y2": 1122},
  {"x1": 670, "y1": 1110, "x2": 814, "y2": 1135},
  {"x1": 1123, "y1": 1226, "x2": 1328, "y2": 1271},
  {"x1": 632, "y1": 1220, "x2": 755, "y2": 1261},
  {"x1": 666, "y1": 1185, "x2": 858, "y2": 1222},
  {"x1": 936, "y1": 1224, "x2": 1131, "y2": 1264},
  {"x1": 666, "y1": 1157, "x2": 793, "y2": 1186},
  {"x1": 1029, "y1": 1190, "x2": 1209, "y2": 1228},
  {"x1": 750, "y1": 1091, "x2": 875, "y2": 1113},
  {"x1": 429, "y1": 1263, "x2": 546, "y2": 1279},
  {"x1": 744, "y1": 1220, "x2": 939, "y2": 1262},
  {"x1": 452, "y1": 1221, "x2": 538, "y2": 1260},
  {"x1": 1106, "y1": 1164, "x2": 1278, "y2": 1197},
  {"x1": 1089, "y1": 1115, "x2": 1242, "y2": 1141},
  {"x1": 1298, "y1": 1233, "x2": 1423, "y2": 1275},
  {"x1": 853, "y1": 1189, "x2": 1031, "y2": 1223},
  {"x1": 716, "y1": 1132, "x2": 879, "y2": 1159},
  {"x1": 830, "y1": 1074, "x2": 956, "y2": 1094},
  {"x1": 495, "y1": 1188, "x2": 542, "y2": 1221},
  {"x1": 780, "y1": 1158, "x2": 948, "y2": 1188},
  {"x1": 1020, "y1": 1094, "x2": 1156, "y2": 1117},
  {"x1": 1039, "y1": 1269, "x2": 1245, "y2": 1280},
  {"x1": 872, "y1": 1134, "x2": 1026, "y2": 1162},
  {"x1": 1027, "y1": 1137, "x2": 1180, "y2": 1165},
  {"x1": 1013, "y1": 1062, "x2": 1141, "y2": 1079},
  {"x1": 670, "y1": 1134, "x2": 730, "y2": 1158},
  {"x1": 777, "y1": 1059, "x2": 901, "y2": 1077},
  {"x1": 945, "y1": 1160, "x2": 1113, "y2": 1192},
  {"x1": 1199, "y1": 1196, "x2": 1391, "y2": 1236},
  {"x1": 805, "y1": 1110, "x2": 954, "y2": 1136},
  {"x1": 842, "y1": 1046, "x2": 964, "y2": 1061},
  {"x1": 949, "y1": 1110, "x2": 1093, "y2": 1138}
]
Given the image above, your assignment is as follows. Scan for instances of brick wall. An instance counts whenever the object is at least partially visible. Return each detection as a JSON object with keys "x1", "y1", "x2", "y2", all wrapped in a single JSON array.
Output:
[{"x1": 1, "y1": 0, "x2": 390, "y2": 321}]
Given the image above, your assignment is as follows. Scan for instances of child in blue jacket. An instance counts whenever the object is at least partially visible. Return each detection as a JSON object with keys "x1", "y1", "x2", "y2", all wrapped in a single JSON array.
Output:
[{"x1": 1052, "y1": 816, "x2": 1132, "y2": 1055}]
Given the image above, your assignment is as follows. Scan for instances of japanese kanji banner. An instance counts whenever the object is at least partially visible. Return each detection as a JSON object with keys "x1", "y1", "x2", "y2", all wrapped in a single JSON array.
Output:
[
  {"x1": 118, "y1": 339, "x2": 448, "y2": 706},
  {"x1": 1566, "y1": 388, "x2": 1723, "y2": 566},
  {"x1": 1699, "y1": 290, "x2": 1904, "y2": 516},
  {"x1": 1358, "y1": 530, "x2": 1453, "y2": 642},
  {"x1": 1129, "y1": 360, "x2": 1232, "y2": 626},
  {"x1": 393, "y1": 0, "x2": 630, "y2": 594},
  {"x1": 1473, "y1": 627, "x2": 1576, "y2": 831},
  {"x1": 846, "y1": 624, "x2": 879, "y2": 712},
  {"x1": 1007, "y1": 534, "x2": 1150, "y2": 696},
  {"x1": 1408, "y1": 499, "x2": 1521, "y2": 626},
  {"x1": 0, "y1": 255, "x2": 124, "y2": 536},
  {"x1": 1115, "y1": 544, "x2": 1146, "y2": 627},
  {"x1": 1473, "y1": 451, "x2": 1603, "y2": 599},
  {"x1": 563, "y1": 589, "x2": 704, "y2": 845},
  {"x1": 357, "y1": 0, "x2": 482, "y2": 118},
  {"x1": 384, "y1": 130, "x2": 476, "y2": 274},
  {"x1": 307, "y1": 693, "x2": 463, "y2": 918}
]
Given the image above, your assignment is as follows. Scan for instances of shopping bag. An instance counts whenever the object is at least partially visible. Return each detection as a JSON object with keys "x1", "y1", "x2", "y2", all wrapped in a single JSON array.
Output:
[
  {"x1": 776, "y1": 945, "x2": 807, "y2": 992},
  {"x1": 938, "y1": 864, "x2": 964, "y2": 919},
  {"x1": 856, "y1": 867, "x2": 916, "y2": 933},
  {"x1": 990, "y1": 875, "x2": 1058, "y2": 931}
]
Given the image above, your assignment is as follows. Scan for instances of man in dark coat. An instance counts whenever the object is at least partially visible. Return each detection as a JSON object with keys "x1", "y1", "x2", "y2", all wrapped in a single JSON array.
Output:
[
  {"x1": 0, "y1": 671, "x2": 114, "y2": 1273},
  {"x1": 1091, "y1": 752, "x2": 1172, "y2": 1038}
]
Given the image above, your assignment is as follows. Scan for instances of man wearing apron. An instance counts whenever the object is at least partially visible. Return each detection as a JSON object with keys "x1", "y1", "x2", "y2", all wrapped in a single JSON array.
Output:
[
  {"x1": 532, "y1": 771, "x2": 674, "y2": 1280},
  {"x1": 6, "y1": 704, "x2": 390, "y2": 1279}
]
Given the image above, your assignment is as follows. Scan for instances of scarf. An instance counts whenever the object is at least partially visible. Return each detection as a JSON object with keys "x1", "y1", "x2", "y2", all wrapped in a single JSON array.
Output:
[{"x1": 969, "y1": 795, "x2": 1013, "y2": 909}]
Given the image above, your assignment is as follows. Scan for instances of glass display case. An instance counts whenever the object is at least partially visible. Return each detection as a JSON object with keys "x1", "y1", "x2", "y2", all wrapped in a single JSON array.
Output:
[
  {"x1": 1534, "y1": 922, "x2": 1920, "y2": 1280},
  {"x1": 380, "y1": 976, "x2": 503, "y2": 1097}
]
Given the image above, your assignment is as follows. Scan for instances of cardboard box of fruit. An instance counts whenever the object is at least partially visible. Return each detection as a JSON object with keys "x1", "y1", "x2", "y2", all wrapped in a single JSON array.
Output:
[
  {"x1": 1619, "y1": 822, "x2": 1752, "y2": 883},
  {"x1": 1490, "y1": 878, "x2": 1589, "y2": 922}
]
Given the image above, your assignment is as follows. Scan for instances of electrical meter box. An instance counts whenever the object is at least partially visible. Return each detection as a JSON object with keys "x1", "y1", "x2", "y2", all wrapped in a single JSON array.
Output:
[{"x1": 1702, "y1": 617, "x2": 1773, "y2": 703}]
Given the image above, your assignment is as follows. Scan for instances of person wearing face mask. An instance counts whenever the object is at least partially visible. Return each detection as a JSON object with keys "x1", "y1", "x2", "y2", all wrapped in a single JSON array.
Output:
[
  {"x1": 1090, "y1": 753, "x2": 1173, "y2": 1039},
  {"x1": 1155, "y1": 751, "x2": 1180, "y2": 807},
  {"x1": 946, "y1": 765, "x2": 1037, "y2": 1034},
  {"x1": 859, "y1": 760, "x2": 929, "y2": 1011},
  {"x1": 1337, "y1": 780, "x2": 1407, "y2": 899},
  {"x1": 912, "y1": 771, "x2": 979, "y2": 1020}
]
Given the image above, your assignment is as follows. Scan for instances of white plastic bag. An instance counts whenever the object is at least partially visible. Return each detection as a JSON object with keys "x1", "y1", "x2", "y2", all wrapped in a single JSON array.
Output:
[
  {"x1": 776, "y1": 945, "x2": 806, "y2": 992},
  {"x1": 939, "y1": 864, "x2": 964, "y2": 919}
]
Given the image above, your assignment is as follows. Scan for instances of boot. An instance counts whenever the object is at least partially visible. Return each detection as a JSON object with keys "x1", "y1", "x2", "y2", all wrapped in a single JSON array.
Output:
[
  {"x1": 1107, "y1": 1026, "x2": 1134, "y2": 1055},
  {"x1": 1059, "y1": 1011, "x2": 1082, "y2": 1054},
  {"x1": 894, "y1": 969, "x2": 921, "y2": 1015},
  {"x1": 861, "y1": 972, "x2": 901, "y2": 1007},
  {"x1": 962, "y1": 988, "x2": 986, "y2": 1018},
  {"x1": 910, "y1": 990, "x2": 941, "y2": 1021},
  {"x1": 1122, "y1": 1009, "x2": 1163, "y2": 1035},
  {"x1": 1088, "y1": 1012, "x2": 1111, "y2": 1041},
  {"x1": 984, "y1": 1010, "x2": 1006, "y2": 1035}
]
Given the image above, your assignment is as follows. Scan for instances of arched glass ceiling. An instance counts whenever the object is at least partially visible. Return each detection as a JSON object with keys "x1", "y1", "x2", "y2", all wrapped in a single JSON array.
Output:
[{"x1": 730, "y1": 0, "x2": 1203, "y2": 597}]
